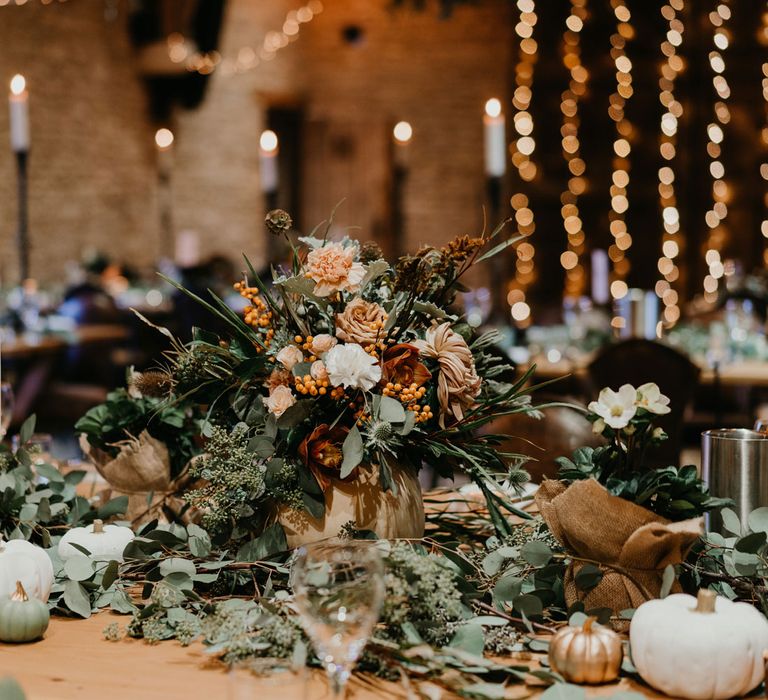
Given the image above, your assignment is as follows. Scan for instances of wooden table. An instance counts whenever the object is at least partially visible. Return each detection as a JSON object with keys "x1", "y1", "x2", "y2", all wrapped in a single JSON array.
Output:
[
  {"x1": 1, "y1": 326, "x2": 129, "y2": 361},
  {"x1": 525, "y1": 355, "x2": 768, "y2": 388},
  {"x1": 0, "y1": 614, "x2": 668, "y2": 700}
]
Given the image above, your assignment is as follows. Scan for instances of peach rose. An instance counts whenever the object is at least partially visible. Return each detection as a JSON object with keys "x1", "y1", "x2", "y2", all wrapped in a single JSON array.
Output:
[
  {"x1": 276, "y1": 345, "x2": 304, "y2": 370},
  {"x1": 310, "y1": 360, "x2": 329, "y2": 382},
  {"x1": 335, "y1": 298, "x2": 387, "y2": 347},
  {"x1": 413, "y1": 323, "x2": 481, "y2": 427},
  {"x1": 305, "y1": 242, "x2": 366, "y2": 297},
  {"x1": 263, "y1": 385, "x2": 296, "y2": 417},
  {"x1": 310, "y1": 333, "x2": 337, "y2": 355}
]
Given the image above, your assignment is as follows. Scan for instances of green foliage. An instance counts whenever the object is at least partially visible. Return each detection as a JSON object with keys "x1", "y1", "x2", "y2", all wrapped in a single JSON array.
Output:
[
  {"x1": 186, "y1": 424, "x2": 265, "y2": 539},
  {"x1": 0, "y1": 415, "x2": 127, "y2": 545},
  {"x1": 75, "y1": 386, "x2": 200, "y2": 476},
  {"x1": 557, "y1": 448, "x2": 729, "y2": 521}
]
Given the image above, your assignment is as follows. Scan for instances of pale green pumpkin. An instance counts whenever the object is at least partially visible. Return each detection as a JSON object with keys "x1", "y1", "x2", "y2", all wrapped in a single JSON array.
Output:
[{"x1": 0, "y1": 581, "x2": 50, "y2": 643}]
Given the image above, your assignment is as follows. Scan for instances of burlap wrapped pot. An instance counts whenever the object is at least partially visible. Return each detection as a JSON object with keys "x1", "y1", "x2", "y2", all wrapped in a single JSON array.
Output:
[
  {"x1": 80, "y1": 432, "x2": 199, "y2": 526},
  {"x1": 535, "y1": 478, "x2": 702, "y2": 625}
]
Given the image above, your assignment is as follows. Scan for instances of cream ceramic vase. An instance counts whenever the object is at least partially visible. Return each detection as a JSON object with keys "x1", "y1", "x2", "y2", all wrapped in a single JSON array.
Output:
[{"x1": 280, "y1": 462, "x2": 425, "y2": 548}]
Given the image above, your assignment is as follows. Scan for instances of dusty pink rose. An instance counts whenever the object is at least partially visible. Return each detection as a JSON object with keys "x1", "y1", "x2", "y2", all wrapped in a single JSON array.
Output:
[
  {"x1": 263, "y1": 385, "x2": 296, "y2": 417},
  {"x1": 305, "y1": 243, "x2": 366, "y2": 297},
  {"x1": 276, "y1": 345, "x2": 304, "y2": 370},
  {"x1": 335, "y1": 298, "x2": 387, "y2": 347},
  {"x1": 310, "y1": 360, "x2": 329, "y2": 382},
  {"x1": 310, "y1": 333, "x2": 337, "y2": 355}
]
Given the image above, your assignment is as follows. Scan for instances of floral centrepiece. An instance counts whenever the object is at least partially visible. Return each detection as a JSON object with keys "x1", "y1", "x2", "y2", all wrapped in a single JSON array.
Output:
[{"x1": 111, "y1": 211, "x2": 539, "y2": 548}]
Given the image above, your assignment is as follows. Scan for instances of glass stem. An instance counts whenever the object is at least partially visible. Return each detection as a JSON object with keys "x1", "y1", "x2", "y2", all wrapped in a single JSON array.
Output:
[{"x1": 327, "y1": 663, "x2": 350, "y2": 700}]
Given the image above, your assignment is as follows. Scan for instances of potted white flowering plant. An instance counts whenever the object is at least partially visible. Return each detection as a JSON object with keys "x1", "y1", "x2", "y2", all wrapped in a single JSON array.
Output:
[
  {"x1": 554, "y1": 382, "x2": 727, "y2": 521},
  {"x1": 536, "y1": 383, "x2": 728, "y2": 619}
]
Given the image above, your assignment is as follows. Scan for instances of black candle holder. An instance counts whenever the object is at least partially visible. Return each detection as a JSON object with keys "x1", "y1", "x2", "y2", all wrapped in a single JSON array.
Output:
[{"x1": 15, "y1": 150, "x2": 29, "y2": 282}]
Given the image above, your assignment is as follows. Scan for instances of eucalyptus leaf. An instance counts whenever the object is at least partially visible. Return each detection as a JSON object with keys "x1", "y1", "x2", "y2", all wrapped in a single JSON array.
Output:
[
  {"x1": 63, "y1": 579, "x2": 92, "y2": 618},
  {"x1": 340, "y1": 425, "x2": 364, "y2": 479},
  {"x1": 64, "y1": 555, "x2": 95, "y2": 582}
]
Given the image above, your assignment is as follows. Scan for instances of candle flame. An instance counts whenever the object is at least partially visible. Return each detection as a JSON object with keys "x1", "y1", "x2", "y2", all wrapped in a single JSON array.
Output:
[
  {"x1": 260, "y1": 129, "x2": 278, "y2": 153},
  {"x1": 10, "y1": 74, "x2": 26, "y2": 96},
  {"x1": 485, "y1": 98, "x2": 502, "y2": 118},
  {"x1": 393, "y1": 121, "x2": 413, "y2": 144},
  {"x1": 154, "y1": 128, "x2": 174, "y2": 150}
]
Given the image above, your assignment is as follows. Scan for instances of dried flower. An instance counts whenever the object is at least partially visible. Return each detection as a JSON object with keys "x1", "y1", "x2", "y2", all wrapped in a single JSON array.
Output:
[
  {"x1": 265, "y1": 209, "x2": 292, "y2": 236},
  {"x1": 130, "y1": 370, "x2": 173, "y2": 399},
  {"x1": 265, "y1": 368, "x2": 292, "y2": 392},
  {"x1": 413, "y1": 323, "x2": 481, "y2": 427},
  {"x1": 304, "y1": 242, "x2": 366, "y2": 297},
  {"x1": 335, "y1": 298, "x2": 387, "y2": 347},
  {"x1": 359, "y1": 241, "x2": 384, "y2": 264},
  {"x1": 263, "y1": 385, "x2": 296, "y2": 417},
  {"x1": 298, "y1": 424, "x2": 351, "y2": 490}
]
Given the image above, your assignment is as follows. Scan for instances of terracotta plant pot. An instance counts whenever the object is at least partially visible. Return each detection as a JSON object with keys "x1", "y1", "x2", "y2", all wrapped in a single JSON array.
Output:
[{"x1": 280, "y1": 462, "x2": 425, "y2": 548}]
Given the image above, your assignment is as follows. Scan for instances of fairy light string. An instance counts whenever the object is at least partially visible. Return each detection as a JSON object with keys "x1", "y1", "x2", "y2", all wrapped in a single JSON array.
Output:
[
  {"x1": 654, "y1": 0, "x2": 686, "y2": 329},
  {"x1": 759, "y1": 5, "x2": 768, "y2": 265},
  {"x1": 607, "y1": 0, "x2": 636, "y2": 329},
  {"x1": 559, "y1": 0, "x2": 589, "y2": 301},
  {"x1": 508, "y1": 0, "x2": 538, "y2": 327},
  {"x1": 702, "y1": 1, "x2": 732, "y2": 303}
]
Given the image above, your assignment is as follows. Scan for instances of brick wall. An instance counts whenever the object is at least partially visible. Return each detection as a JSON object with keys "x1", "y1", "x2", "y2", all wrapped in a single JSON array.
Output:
[{"x1": 0, "y1": 0, "x2": 513, "y2": 284}]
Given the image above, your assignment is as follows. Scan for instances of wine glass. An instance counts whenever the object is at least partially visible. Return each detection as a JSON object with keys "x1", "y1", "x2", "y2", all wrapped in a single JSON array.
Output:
[
  {"x1": 291, "y1": 539, "x2": 385, "y2": 699},
  {"x1": 0, "y1": 383, "x2": 14, "y2": 441}
]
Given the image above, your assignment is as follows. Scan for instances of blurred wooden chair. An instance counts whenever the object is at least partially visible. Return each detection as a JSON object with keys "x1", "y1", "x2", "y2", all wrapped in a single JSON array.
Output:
[
  {"x1": 490, "y1": 395, "x2": 601, "y2": 483},
  {"x1": 586, "y1": 339, "x2": 700, "y2": 468}
]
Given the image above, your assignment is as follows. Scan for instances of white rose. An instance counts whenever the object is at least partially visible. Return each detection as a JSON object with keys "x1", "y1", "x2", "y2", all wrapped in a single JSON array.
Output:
[
  {"x1": 635, "y1": 382, "x2": 671, "y2": 415},
  {"x1": 275, "y1": 345, "x2": 304, "y2": 371},
  {"x1": 263, "y1": 385, "x2": 296, "y2": 417},
  {"x1": 310, "y1": 334, "x2": 337, "y2": 355},
  {"x1": 325, "y1": 343, "x2": 382, "y2": 391},
  {"x1": 588, "y1": 384, "x2": 637, "y2": 430}
]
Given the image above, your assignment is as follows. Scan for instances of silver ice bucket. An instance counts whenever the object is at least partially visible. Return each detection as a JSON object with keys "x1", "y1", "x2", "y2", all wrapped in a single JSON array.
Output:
[{"x1": 702, "y1": 429, "x2": 768, "y2": 532}]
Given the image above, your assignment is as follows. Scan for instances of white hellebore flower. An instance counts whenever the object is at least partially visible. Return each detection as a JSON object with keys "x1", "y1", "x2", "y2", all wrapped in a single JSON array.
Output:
[
  {"x1": 325, "y1": 343, "x2": 382, "y2": 391},
  {"x1": 588, "y1": 384, "x2": 638, "y2": 430},
  {"x1": 275, "y1": 345, "x2": 304, "y2": 371},
  {"x1": 635, "y1": 382, "x2": 671, "y2": 415},
  {"x1": 263, "y1": 385, "x2": 296, "y2": 417}
]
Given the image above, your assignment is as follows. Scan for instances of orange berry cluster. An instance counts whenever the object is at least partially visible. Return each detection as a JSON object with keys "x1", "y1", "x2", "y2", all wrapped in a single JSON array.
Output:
[
  {"x1": 294, "y1": 335, "x2": 318, "y2": 363},
  {"x1": 294, "y1": 373, "x2": 329, "y2": 397},
  {"x1": 329, "y1": 386, "x2": 346, "y2": 401},
  {"x1": 234, "y1": 282, "x2": 274, "y2": 350},
  {"x1": 383, "y1": 381, "x2": 432, "y2": 423}
]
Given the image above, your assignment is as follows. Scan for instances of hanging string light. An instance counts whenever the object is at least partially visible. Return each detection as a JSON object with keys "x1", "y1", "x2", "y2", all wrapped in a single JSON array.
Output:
[
  {"x1": 607, "y1": 0, "x2": 636, "y2": 330},
  {"x1": 167, "y1": 1, "x2": 323, "y2": 77},
  {"x1": 702, "y1": 1, "x2": 732, "y2": 303},
  {"x1": 758, "y1": 5, "x2": 768, "y2": 266},
  {"x1": 654, "y1": 0, "x2": 686, "y2": 330},
  {"x1": 508, "y1": 0, "x2": 538, "y2": 327},
  {"x1": 559, "y1": 0, "x2": 589, "y2": 301}
]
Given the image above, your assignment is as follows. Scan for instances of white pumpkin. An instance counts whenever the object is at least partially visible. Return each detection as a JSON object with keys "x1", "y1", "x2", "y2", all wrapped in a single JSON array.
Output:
[
  {"x1": 630, "y1": 589, "x2": 768, "y2": 700},
  {"x1": 58, "y1": 519, "x2": 135, "y2": 562},
  {"x1": 0, "y1": 539, "x2": 54, "y2": 602}
]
